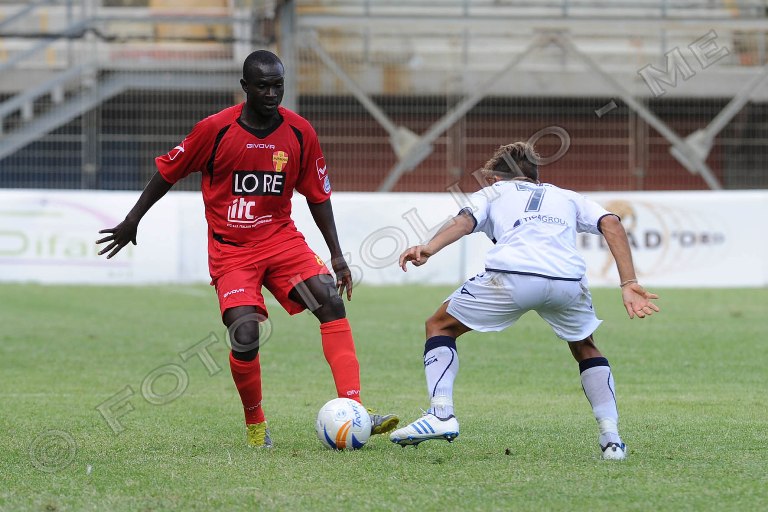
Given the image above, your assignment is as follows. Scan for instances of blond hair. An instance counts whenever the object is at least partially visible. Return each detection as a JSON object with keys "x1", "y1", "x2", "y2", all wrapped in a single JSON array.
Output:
[{"x1": 481, "y1": 142, "x2": 539, "y2": 182}]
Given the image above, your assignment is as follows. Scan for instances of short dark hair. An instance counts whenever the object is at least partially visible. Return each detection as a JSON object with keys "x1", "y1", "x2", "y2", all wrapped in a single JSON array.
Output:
[
  {"x1": 481, "y1": 142, "x2": 539, "y2": 182},
  {"x1": 243, "y1": 50, "x2": 283, "y2": 78}
]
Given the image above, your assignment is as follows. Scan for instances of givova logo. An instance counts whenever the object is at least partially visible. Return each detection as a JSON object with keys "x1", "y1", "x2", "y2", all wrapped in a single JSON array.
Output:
[{"x1": 222, "y1": 288, "x2": 245, "y2": 298}]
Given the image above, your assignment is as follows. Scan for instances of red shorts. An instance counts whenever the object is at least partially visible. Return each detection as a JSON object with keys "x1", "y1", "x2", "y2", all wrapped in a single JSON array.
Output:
[{"x1": 212, "y1": 242, "x2": 331, "y2": 317}]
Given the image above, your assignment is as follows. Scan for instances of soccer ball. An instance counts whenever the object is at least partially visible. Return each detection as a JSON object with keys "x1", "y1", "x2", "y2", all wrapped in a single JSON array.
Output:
[{"x1": 315, "y1": 398, "x2": 372, "y2": 450}]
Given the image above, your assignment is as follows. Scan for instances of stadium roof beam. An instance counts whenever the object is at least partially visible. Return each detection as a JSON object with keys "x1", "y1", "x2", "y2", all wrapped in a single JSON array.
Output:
[
  {"x1": 670, "y1": 62, "x2": 768, "y2": 180},
  {"x1": 297, "y1": 14, "x2": 768, "y2": 35},
  {"x1": 551, "y1": 32, "x2": 722, "y2": 190},
  {"x1": 304, "y1": 31, "x2": 434, "y2": 190},
  {"x1": 359, "y1": 26, "x2": 751, "y2": 191},
  {"x1": 377, "y1": 34, "x2": 549, "y2": 192},
  {"x1": 0, "y1": 0, "x2": 59, "y2": 32},
  {"x1": 0, "y1": 71, "x2": 239, "y2": 164}
]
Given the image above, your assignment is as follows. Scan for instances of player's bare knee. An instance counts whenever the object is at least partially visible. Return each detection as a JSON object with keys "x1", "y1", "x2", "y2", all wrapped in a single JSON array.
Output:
[
  {"x1": 290, "y1": 274, "x2": 342, "y2": 316},
  {"x1": 425, "y1": 314, "x2": 440, "y2": 334},
  {"x1": 425, "y1": 312, "x2": 455, "y2": 338},
  {"x1": 228, "y1": 318, "x2": 260, "y2": 360},
  {"x1": 313, "y1": 293, "x2": 346, "y2": 323},
  {"x1": 568, "y1": 335, "x2": 602, "y2": 362},
  {"x1": 327, "y1": 293, "x2": 346, "y2": 315}
]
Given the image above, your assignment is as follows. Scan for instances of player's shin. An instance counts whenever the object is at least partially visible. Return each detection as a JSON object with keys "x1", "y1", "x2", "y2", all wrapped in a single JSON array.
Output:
[
  {"x1": 320, "y1": 318, "x2": 362, "y2": 403},
  {"x1": 229, "y1": 352, "x2": 266, "y2": 424},
  {"x1": 424, "y1": 336, "x2": 459, "y2": 419},
  {"x1": 579, "y1": 357, "x2": 622, "y2": 446}
]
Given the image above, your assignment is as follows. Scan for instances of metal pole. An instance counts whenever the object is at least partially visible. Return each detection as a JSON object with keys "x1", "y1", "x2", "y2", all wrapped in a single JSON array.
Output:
[
  {"x1": 277, "y1": 0, "x2": 297, "y2": 111},
  {"x1": 306, "y1": 32, "x2": 400, "y2": 137},
  {"x1": 0, "y1": 0, "x2": 55, "y2": 31},
  {"x1": 702, "y1": 63, "x2": 768, "y2": 140},
  {"x1": 378, "y1": 35, "x2": 547, "y2": 192},
  {"x1": 417, "y1": 36, "x2": 544, "y2": 154},
  {"x1": 554, "y1": 33, "x2": 722, "y2": 189},
  {"x1": 0, "y1": 20, "x2": 90, "y2": 75}
]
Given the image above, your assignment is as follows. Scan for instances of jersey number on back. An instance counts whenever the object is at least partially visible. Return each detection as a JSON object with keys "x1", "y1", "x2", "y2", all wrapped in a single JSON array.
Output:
[{"x1": 515, "y1": 182, "x2": 546, "y2": 212}]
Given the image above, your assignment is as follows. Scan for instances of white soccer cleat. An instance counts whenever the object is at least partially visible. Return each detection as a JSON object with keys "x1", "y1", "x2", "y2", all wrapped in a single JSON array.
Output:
[
  {"x1": 601, "y1": 442, "x2": 627, "y2": 460},
  {"x1": 389, "y1": 413, "x2": 459, "y2": 446}
]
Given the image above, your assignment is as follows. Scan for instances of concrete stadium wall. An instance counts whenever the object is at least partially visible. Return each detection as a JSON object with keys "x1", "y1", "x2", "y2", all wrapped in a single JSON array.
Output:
[{"x1": 0, "y1": 189, "x2": 766, "y2": 288}]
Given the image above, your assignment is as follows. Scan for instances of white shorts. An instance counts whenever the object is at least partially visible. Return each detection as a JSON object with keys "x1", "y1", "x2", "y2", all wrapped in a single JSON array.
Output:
[{"x1": 445, "y1": 272, "x2": 602, "y2": 342}]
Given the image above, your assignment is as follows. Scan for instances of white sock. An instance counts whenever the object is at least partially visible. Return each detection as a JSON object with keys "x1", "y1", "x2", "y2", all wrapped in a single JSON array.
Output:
[
  {"x1": 423, "y1": 336, "x2": 459, "y2": 419},
  {"x1": 580, "y1": 360, "x2": 622, "y2": 446}
]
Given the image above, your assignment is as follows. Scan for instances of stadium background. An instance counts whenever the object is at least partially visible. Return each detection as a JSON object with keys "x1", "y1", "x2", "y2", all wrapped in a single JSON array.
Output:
[
  {"x1": 0, "y1": 0, "x2": 766, "y2": 288},
  {"x1": 1, "y1": 0, "x2": 766, "y2": 193},
  {"x1": 2, "y1": 5, "x2": 766, "y2": 511}
]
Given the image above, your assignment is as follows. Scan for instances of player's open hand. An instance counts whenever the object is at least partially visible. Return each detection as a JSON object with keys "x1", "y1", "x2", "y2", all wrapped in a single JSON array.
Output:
[
  {"x1": 399, "y1": 245, "x2": 433, "y2": 271},
  {"x1": 96, "y1": 217, "x2": 139, "y2": 259},
  {"x1": 621, "y1": 282, "x2": 660, "y2": 319},
  {"x1": 331, "y1": 257, "x2": 353, "y2": 301}
]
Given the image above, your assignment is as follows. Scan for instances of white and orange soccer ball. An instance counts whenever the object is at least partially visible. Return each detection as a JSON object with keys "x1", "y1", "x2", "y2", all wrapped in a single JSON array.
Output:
[{"x1": 315, "y1": 398, "x2": 371, "y2": 450}]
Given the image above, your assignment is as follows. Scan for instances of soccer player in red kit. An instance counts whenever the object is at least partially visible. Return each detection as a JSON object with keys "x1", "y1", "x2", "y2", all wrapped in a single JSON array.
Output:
[{"x1": 96, "y1": 50, "x2": 398, "y2": 447}]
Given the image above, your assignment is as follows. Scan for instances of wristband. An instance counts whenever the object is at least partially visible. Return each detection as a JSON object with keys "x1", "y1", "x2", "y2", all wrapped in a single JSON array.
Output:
[{"x1": 620, "y1": 279, "x2": 638, "y2": 288}]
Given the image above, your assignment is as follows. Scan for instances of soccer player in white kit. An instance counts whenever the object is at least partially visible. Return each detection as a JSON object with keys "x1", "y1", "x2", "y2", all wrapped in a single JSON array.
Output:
[{"x1": 389, "y1": 142, "x2": 660, "y2": 460}]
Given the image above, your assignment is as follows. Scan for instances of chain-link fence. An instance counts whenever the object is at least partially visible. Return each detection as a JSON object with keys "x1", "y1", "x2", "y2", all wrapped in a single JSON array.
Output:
[
  {"x1": 0, "y1": 0, "x2": 766, "y2": 192},
  {"x1": 300, "y1": 93, "x2": 768, "y2": 193}
]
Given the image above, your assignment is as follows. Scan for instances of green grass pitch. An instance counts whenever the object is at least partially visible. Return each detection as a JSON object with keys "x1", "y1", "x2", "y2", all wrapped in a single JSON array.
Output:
[{"x1": 1, "y1": 284, "x2": 766, "y2": 511}]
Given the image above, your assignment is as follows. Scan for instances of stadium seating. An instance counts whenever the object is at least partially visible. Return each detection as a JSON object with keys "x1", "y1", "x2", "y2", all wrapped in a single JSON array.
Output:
[{"x1": 0, "y1": 1, "x2": 766, "y2": 190}]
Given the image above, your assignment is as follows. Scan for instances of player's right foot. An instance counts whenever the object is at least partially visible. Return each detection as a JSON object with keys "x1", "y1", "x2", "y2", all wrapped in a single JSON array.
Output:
[
  {"x1": 389, "y1": 413, "x2": 459, "y2": 446},
  {"x1": 601, "y1": 441, "x2": 627, "y2": 460},
  {"x1": 246, "y1": 422, "x2": 272, "y2": 448}
]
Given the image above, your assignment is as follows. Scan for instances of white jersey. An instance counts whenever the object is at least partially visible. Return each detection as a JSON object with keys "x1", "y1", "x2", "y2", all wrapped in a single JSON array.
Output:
[{"x1": 462, "y1": 180, "x2": 613, "y2": 280}]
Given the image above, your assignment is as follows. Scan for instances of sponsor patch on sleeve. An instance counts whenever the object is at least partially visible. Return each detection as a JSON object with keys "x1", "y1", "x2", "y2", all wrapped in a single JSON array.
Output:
[
  {"x1": 323, "y1": 175, "x2": 331, "y2": 194},
  {"x1": 168, "y1": 140, "x2": 185, "y2": 160},
  {"x1": 316, "y1": 157, "x2": 327, "y2": 179}
]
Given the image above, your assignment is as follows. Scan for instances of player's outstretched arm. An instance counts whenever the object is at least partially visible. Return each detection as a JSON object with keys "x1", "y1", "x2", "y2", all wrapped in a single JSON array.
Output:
[
  {"x1": 399, "y1": 212, "x2": 474, "y2": 271},
  {"x1": 307, "y1": 198, "x2": 353, "y2": 300},
  {"x1": 599, "y1": 214, "x2": 660, "y2": 319},
  {"x1": 96, "y1": 172, "x2": 173, "y2": 259}
]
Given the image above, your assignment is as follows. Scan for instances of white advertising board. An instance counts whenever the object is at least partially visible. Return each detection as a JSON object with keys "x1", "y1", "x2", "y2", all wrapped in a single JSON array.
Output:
[
  {"x1": 575, "y1": 191, "x2": 768, "y2": 287},
  {"x1": 293, "y1": 191, "x2": 768, "y2": 288},
  {"x1": 0, "y1": 189, "x2": 765, "y2": 287},
  {"x1": 0, "y1": 190, "x2": 179, "y2": 284}
]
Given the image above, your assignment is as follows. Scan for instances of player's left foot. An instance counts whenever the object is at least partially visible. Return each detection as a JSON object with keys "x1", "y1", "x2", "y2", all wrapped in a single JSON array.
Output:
[
  {"x1": 389, "y1": 413, "x2": 459, "y2": 446},
  {"x1": 601, "y1": 441, "x2": 627, "y2": 460},
  {"x1": 367, "y1": 409, "x2": 399, "y2": 436},
  {"x1": 246, "y1": 422, "x2": 273, "y2": 448}
]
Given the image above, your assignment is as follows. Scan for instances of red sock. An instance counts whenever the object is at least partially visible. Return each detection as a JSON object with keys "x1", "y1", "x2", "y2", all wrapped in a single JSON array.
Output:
[
  {"x1": 320, "y1": 318, "x2": 362, "y2": 403},
  {"x1": 229, "y1": 352, "x2": 265, "y2": 424}
]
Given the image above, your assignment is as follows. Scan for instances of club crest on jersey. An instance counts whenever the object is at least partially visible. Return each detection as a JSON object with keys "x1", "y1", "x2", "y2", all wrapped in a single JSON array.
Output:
[
  {"x1": 316, "y1": 157, "x2": 327, "y2": 179},
  {"x1": 232, "y1": 170, "x2": 285, "y2": 196},
  {"x1": 272, "y1": 151, "x2": 288, "y2": 172}
]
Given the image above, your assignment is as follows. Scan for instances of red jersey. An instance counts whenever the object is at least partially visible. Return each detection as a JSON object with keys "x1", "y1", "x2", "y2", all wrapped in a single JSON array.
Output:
[{"x1": 156, "y1": 104, "x2": 332, "y2": 278}]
